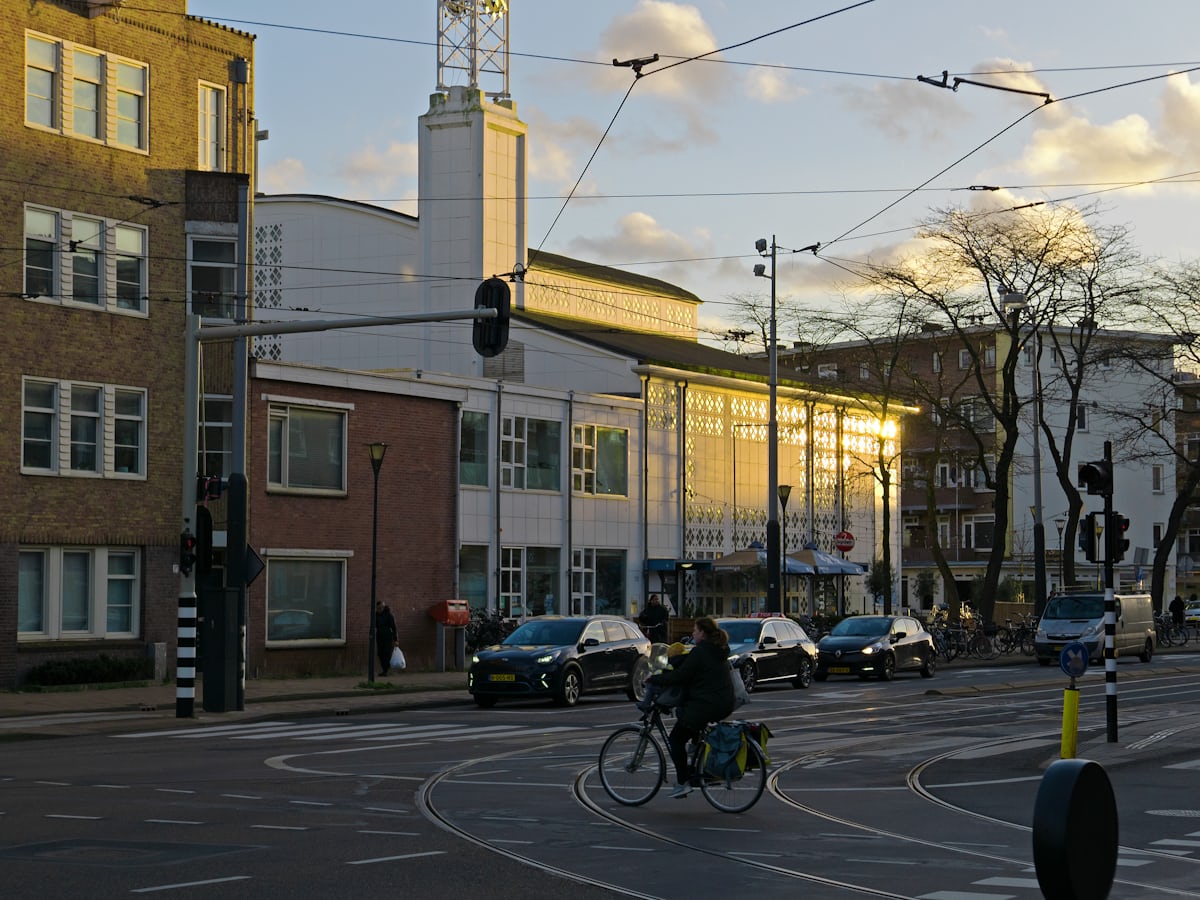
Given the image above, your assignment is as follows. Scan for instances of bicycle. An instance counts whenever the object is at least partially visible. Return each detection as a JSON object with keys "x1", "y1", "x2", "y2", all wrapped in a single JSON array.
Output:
[{"x1": 597, "y1": 689, "x2": 767, "y2": 813}]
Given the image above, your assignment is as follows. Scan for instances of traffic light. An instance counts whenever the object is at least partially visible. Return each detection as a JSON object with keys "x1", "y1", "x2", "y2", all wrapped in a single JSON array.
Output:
[
  {"x1": 179, "y1": 528, "x2": 198, "y2": 576},
  {"x1": 1078, "y1": 511, "x2": 1099, "y2": 562},
  {"x1": 472, "y1": 277, "x2": 511, "y2": 358},
  {"x1": 1077, "y1": 460, "x2": 1112, "y2": 497},
  {"x1": 194, "y1": 506, "x2": 214, "y2": 577},
  {"x1": 1112, "y1": 512, "x2": 1131, "y2": 562}
]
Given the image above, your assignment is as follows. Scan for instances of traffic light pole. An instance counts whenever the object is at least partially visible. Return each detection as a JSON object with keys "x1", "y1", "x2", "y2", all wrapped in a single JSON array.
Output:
[{"x1": 1101, "y1": 440, "x2": 1117, "y2": 743}]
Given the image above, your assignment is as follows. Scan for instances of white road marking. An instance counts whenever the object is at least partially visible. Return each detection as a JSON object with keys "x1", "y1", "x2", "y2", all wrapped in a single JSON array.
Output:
[
  {"x1": 131, "y1": 876, "x2": 250, "y2": 893},
  {"x1": 347, "y1": 851, "x2": 445, "y2": 865}
]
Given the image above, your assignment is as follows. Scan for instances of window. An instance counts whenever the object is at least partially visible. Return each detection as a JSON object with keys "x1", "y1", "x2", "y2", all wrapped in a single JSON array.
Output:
[
  {"x1": 18, "y1": 547, "x2": 141, "y2": 639},
  {"x1": 268, "y1": 403, "x2": 347, "y2": 492},
  {"x1": 958, "y1": 349, "x2": 972, "y2": 370},
  {"x1": 190, "y1": 238, "x2": 238, "y2": 318},
  {"x1": 932, "y1": 351, "x2": 942, "y2": 374},
  {"x1": 935, "y1": 462, "x2": 957, "y2": 488},
  {"x1": 982, "y1": 345, "x2": 997, "y2": 367},
  {"x1": 1153, "y1": 523, "x2": 1164, "y2": 549},
  {"x1": 817, "y1": 363, "x2": 838, "y2": 380},
  {"x1": 1076, "y1": 402, "x2": 1089, "y2": 432},
  {"x1": 22, "y1": 378, "x2": 146, "y2": 478},
  {"x1": 198, "y1": 83, "x2": 226, "y2": 171},
  {"x1": 199, "y1": 396, "x2": 233, "y2": 479},
  {"x1": 459, "y1": 545, "x2": 489, "y2": 611},
  {"x1": 25, "y1": 33, "x2": 148, "y2": 152},
  {"x1": 958, "y1": 396, "x2": 994, "y2": 432},
  {"x1": 1152, "y1": 464, "x2": 1164, "y2": 493},
  {"x1": 937, "y1": 516, "x2": 951, "y2": 548},
  {"x1": 500, "y1": 546, "x2": 524, "y2": 617},
  {"x1": 24, "y1": 205, "x2": 147, "y2": 313},
  {"x1": 571, "y1": 548, "x2": 595, "y2": 616},
  {"x1": 460, "y1": 410, "x2": 489, "y2": 486},
  {"x1": 72, "y1": 49, "x2": 103, "y2": 139},
  {"x1": 572, "y1": 424, "x2": 628, "y2": 496},
  {"x1": 859, "y1": 363, "x2": 870, "y2": 380},
  {"x1": 525, "y1": 547, "x2": 560, "y2": 616},
  {"x1": 964, "y1": 515, "x2": 995, "y2": 550},
  {"x1": 1187, "y1": 434, "x2": 1200, "y2": 462},
  {"x1": 501, "y1": 416, "x2": 560, "y2": 491},
  {"x1": 265, "y1": 556, "x2": 346, "y2": 643}
]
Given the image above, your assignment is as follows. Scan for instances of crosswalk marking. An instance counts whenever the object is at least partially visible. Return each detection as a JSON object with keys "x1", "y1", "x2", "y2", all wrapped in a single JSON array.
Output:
[{"x1": 116, "y1": 721, "x2": 583, "y2": 744}]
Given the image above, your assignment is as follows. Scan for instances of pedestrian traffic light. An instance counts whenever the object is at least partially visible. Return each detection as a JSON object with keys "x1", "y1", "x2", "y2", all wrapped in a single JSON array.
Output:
[
  {"x1": 472, "y1": 277, "x2": 511, "y2": 358},
  {"x1": 179, "y1": 528, "x2": 198, "y2": 576},
  {"x1": 1077, "y1": 460, "x2": 1112, "y2": 497},
  {"x1": 194, "y1": 506, "x2": 213, "y2": 577},
  {"x1": 1078, "y1": 511, "x2": 1099, "y2": 562},
  {"x1": 1112, "y1": 512, "x2": 1130, "y2": 562}
]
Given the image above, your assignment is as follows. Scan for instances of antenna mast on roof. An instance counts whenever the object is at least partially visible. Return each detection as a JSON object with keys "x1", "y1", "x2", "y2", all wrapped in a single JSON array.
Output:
[{"x1": 437, "y1": 0, "x2": 510, "y2": 99}]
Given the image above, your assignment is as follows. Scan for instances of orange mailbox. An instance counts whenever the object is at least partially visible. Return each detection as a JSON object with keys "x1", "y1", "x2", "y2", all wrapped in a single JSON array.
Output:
[{"x1": 429, "y1": 599, "x2": 470, "y2": 626}]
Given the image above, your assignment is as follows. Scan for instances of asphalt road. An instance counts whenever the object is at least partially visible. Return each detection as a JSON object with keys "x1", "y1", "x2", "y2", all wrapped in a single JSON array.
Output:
[{"x1": 3, "y1": 655, "x2": 1200, "y2": 899}]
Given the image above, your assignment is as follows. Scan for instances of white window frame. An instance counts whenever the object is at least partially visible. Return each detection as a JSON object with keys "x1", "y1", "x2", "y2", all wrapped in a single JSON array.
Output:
[
  {"x1": 200, "y1": 395, "x2": 233, "y2": 479},
  {"x1": 263, "y1": 552, "x2": 349, "y2": 646},
  {"x1": 500, "y1": 546, "x2": 524, "y2": 617},
  {"x1": 1152, "y1": 464, "x2": 1164, "y2": 493},
  {"x1": 572, "y1": 424, "x2": 629, "y2": 497},
  {"x1": 932, "y1": 351, "x2": 942, "y2": 374},
  {"x1": 266, "y1": 401, "x2": 349, "y2": 494},
  {"x1": 71, "y1": 47, "x2": 104, "y2": 139},
  {"x1": 189, "y1": 236, "x2": 238, "y2": 319},
  {"x1": 24, "y1": 204, "x2": 148, "y2": 314},
  {"x1": 958, "y1": 349, "x2": 972, "y2": 370},
  {"x1": 817, "y1": 363, "x2": 838, "y2": 380},
  {"x1": 571, "y1": 547, "x2": 596, "y2": 616},
  {"x1": 859, "y1": 363, "x2": 870, "y2": 380},
  {"x1": 18, "y1": 546, "x2": 141, "y2": 640},
  {"x1": 25, "y1": 31, "x2": 148, "y2": 153},
  {"x1": 22, "y1": 378, "x2": 147, "y2": 479},
  {"x1": 964, "y1": 514, "x2": 995, "y2": 550},
  {"x1": 198, "y1": 82, "x2": 227, "y2": 171},
  {"x1": 500, "y1": 415, "x2": 561, "y2": 492}
]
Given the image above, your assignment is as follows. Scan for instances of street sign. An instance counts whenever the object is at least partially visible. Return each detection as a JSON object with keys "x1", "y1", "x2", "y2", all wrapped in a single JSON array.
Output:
[
  {"x1": 834, "y1": 531, "x2": 855, "y2": 552},
  {"x1": 1059, "y1": 641, "x2": 1089, "y2": 678}
]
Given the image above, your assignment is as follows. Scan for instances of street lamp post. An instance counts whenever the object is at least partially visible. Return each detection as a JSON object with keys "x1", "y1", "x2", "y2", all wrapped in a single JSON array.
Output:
[
  {"x1": 754, "y1": 238, "x2": 780, "y2": 614},
  {"x1": 366, "y1": 442, "x2": 388, "y2": 684},
  {"x1": 778, "y1": 484, "x2": 792, "y2": 613},
  {"x1": 1054, "y1": 516, "x2": 1067, "y2": 590}
]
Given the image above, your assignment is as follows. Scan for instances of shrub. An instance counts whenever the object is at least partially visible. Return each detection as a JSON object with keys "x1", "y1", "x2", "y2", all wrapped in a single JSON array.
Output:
[{"x1": 25, "y1": 654, "x2": 153, "y2": 687}]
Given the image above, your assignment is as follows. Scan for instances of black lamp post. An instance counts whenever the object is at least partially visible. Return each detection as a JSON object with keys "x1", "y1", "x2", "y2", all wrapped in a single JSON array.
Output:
[
  {"x1": 778, "y1": 484, "x2": 792, "y2": 613},
  {"x1": 367, "y1": 442, "x2": 388, "y2": 684},
  {"x1": 1054, "y1": 516, "x2": 1067, "y2": 590}
]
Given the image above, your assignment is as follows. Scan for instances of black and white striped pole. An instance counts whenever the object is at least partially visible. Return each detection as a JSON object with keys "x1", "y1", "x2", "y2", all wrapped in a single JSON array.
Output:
[{"x1": 1101, "y1": 441, "x2": 1118, "y2": 743}]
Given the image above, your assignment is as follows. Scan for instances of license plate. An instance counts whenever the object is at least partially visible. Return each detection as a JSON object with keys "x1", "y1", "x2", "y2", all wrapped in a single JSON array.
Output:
[
  {"x1": 828, "y1": 666, "x2": 851, "y2": 674},
  {"x1": 1051, "y1": 645, "x2": 1062, "y2": 653},
  {"x1": 489, "y1": 673, "x2": 516, "y2": 682}
]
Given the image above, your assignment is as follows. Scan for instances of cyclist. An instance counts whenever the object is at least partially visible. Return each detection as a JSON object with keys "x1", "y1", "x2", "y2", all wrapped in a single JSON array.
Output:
[{"x1": 646, "y1": 615, "x2": 736, "y2": 798}]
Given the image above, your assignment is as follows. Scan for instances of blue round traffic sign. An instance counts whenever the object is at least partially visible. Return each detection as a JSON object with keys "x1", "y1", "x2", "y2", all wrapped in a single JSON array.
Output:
[{"x1": 1059, "y1": 641, "x2": 1089, "y2": 678}]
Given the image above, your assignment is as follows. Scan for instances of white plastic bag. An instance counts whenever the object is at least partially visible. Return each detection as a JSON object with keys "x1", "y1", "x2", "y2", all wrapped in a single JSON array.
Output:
[
  {"x1": 730, "y1": 664, "x2": 750, "y2": 708},
  {"x1": 389, "y1": 646, "x2": 406, "y2": 671}
]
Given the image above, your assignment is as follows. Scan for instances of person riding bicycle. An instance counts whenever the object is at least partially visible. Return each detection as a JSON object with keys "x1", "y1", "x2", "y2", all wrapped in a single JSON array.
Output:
[{"x1": 645, "y1": 616, "x2": 736, "y2": 799}]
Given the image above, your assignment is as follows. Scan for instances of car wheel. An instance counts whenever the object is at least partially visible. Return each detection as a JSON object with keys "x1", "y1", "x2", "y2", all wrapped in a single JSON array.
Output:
[
  {"x1": 627, "y1": 657, "x2": 650, "y2": 701},
  {"x1": 878, "y1": 653, "x2": 896, "y2": 681},
  {"x1": 740, "y1": 662, "x2": 757, "y2": 694},
  {"x1": 920, "y1": 651, "x2": 936, "y2": 678},
  {"x1": 794, "y1": 657, "x2": 813, "y2": 689},
  {"x1": 1139, "y1": 638, "x2": 1154, "y2": 663},
  {"x1": 813, "y1": 670, "x2": 828, "y2": 682},
  {"x1": 556, "y1": 666, "x2": 583, "y2": 706},
  {"x1": 474, "y1": 695, "x2": 497, "y2": 708}
]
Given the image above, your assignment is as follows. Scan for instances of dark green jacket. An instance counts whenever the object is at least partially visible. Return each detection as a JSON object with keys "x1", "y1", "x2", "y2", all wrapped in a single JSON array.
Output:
[{"x1": 652, "y1": 639, "x2": 735, "y2": 729}]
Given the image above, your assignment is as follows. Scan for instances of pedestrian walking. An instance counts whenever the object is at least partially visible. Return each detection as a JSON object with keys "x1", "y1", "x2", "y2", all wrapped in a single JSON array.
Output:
[
  {"x1": 1170, "y1": 594, "x2": 1185, "y2": 627},
  {"x1": 375, "y1": 600, "x2": 399, "y2": 676},
  {"x1": 636, "y1": 594, "x2": 670, "y2": 643}
]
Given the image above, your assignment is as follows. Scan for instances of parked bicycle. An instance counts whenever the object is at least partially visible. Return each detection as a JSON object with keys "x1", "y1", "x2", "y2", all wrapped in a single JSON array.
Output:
[
  {"x1": 1156, "y1": 612, "x2": 1190, "y2": 647},
  {"x1": 597, "y1": 672, "x2": 767, "y2": 813}
]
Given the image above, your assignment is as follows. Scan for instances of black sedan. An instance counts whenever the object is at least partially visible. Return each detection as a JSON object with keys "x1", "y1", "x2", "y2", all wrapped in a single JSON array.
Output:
[
  {"x1": 717, "y1": 616, "x2": 819, "y2": 691},
  {"x1": 468, "y1": 615, "x2": 651, "y2": 707},
  {"x1": 814, "y1": 614, "x2": 936, "y2": 681}
]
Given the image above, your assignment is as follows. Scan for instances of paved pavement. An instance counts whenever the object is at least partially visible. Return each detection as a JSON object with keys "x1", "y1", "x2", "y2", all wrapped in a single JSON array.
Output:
[{"x1": 2, "y1": 645, "x2": 1194, "y2": 737}]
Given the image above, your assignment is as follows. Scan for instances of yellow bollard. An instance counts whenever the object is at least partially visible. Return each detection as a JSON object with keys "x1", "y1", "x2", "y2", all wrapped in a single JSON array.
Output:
[{"x1": 1061, "y1": 685, "x2": 1080, "y2": 758}]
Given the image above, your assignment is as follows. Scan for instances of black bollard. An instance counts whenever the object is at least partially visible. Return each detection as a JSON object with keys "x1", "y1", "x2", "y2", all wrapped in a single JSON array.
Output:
[{"x1": 1032, "y1": 758, "x2": 1118, "y2": 899}]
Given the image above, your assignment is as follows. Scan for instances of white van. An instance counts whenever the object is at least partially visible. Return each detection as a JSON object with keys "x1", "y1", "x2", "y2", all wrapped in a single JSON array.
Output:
[{"x1": 1035, "y1": 591, "x2": 1155, "y2": 666}]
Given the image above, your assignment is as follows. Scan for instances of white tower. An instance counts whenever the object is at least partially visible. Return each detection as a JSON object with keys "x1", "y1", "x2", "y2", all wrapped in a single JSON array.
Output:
[{"x1": 419, "y1": 1, "x2": 526, "y2": 376}]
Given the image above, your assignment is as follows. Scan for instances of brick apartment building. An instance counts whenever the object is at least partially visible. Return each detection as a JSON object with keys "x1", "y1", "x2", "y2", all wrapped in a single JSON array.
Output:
[{"x1": 2, "y1": 0, "x2": 255, "y2": 687}]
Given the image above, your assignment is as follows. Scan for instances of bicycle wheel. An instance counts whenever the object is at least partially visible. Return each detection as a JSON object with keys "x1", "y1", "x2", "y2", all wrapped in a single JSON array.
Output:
[
  {"x1": 598, "y1": 725, "x2": 666, "y2": 806},
  {"x1": 701, "y1": 738, "x2": 767, "y2": 813}
]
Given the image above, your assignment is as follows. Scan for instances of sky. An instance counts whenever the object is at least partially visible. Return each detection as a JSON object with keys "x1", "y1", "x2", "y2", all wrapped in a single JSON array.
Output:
[{"x1": 190, "y1": 1, "x2": 1200, "y2": 345}]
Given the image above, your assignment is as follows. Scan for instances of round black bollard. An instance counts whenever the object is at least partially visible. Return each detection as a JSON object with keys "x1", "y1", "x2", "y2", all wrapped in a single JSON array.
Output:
[{"x1": 1032, "y1": 758, "x2": 1118, "y2": 899}]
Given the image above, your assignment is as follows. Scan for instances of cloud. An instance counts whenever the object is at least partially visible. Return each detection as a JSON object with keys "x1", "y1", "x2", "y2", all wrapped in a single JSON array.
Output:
[
  {"x1": 837, "y1": 80, "x2": 971, "y2": 142},
  {"x1": 259, "y1": 157, "x2": 309, "y2": 195},
  {"x1": 564, "y1": 210, "x2": 712, "y2": 287},
  {"x1": 744, "y1": 68, "x2": 809, "y2": 104},
  {"x1": 596, "y1": 1, "x2": 724, "y2": 100},
  {"x1": 338, "y1": 141, "x2": 418, "y2": 186}
]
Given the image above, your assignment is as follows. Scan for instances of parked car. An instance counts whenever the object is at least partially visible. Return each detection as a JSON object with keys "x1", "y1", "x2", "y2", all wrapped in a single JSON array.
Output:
[
  {"x1": 1034, "y1": 591, "x2": 1154, "y2": 665},
  {"x1": 468, "y1": 615, "x2": 651, "y2": 707},
  {"x1": 814, "y1": 615, "x2": 936, "y2": 681},
  {"x1": 1184, "y1": 601, "x2": 1200, "y2": 627},
  {"x1": 716, "y1": 616, "x2": 818, "y2": 691}
]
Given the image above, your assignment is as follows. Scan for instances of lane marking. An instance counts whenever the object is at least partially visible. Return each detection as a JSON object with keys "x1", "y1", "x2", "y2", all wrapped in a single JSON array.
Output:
[
  {"x1": 347, "y1": 850, "x2": 445, "y2": 865},
  {"x1": 131, "y1": 876, "x2": 250, "y2": 893}
]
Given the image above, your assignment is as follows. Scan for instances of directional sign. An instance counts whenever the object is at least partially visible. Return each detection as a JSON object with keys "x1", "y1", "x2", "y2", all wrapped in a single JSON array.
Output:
[{"x1": 1059, "y1": 641, "x2": 1089, "y2": 678}]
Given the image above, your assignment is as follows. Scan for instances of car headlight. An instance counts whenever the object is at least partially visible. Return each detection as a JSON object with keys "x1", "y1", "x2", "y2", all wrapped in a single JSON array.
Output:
[
  {"x1": 535, "y1": 652, "x2": 559, "y2": 665},
  {"x1": 862, "y1": 642, "x2": 886, "y2": 655},
  {"x1": 471, "y1": 654, "x2": 481, "y2": 664}
]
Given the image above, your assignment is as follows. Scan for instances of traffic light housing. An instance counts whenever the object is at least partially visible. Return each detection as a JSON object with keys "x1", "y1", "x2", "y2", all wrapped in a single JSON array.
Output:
[
  {"x1": 1112, "y1": 512, "x2": 1130, "y2": 562},
  {"x1": 1077, "y1": 460, "x2": 1112, "y2": 497},
  {"x1": 472, "y1": 277, "x2": 511, "y2": 358},
  {"x1": 179, "y1": 528, "x2": 198, "y2": 576},
  {"x1": 1078, "y1": 511, "x2": 1099, "y2": 562}
]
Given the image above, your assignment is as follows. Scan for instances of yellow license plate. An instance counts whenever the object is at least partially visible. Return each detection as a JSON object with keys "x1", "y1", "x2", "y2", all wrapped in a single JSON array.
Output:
[
  {"x1": 828, "y1": 666, "x2": 851, "y2": 674},
  {"x1": 489, "y1": 673, "x2": 516, "y2": 682}
]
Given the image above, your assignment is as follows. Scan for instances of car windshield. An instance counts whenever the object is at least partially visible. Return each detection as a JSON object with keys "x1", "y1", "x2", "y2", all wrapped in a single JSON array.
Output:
[
  {"x1": 503, "y1": 619, "x2": 586, "y2": 647},
  {"x1": 721, "y1": 621, "x2": 764, "y2": 644},
  {"x1": 830, "y1": 616, "x2": 889, "y2": 638},
  {"x1": 1043, "y1": 596, "x2": 1104, "y2": 620}
]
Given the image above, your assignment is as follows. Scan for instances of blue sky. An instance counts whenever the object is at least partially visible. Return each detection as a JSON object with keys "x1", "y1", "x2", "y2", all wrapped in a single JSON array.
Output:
[{"x1": 192, "y1": 1, "x2": 1200, "y2": 340}]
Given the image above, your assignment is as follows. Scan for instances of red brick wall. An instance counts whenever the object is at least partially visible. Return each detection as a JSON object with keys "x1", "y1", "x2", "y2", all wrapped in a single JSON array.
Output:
[{"x1": 246, "y1": 375, "x2": 459, "y2": 676}]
